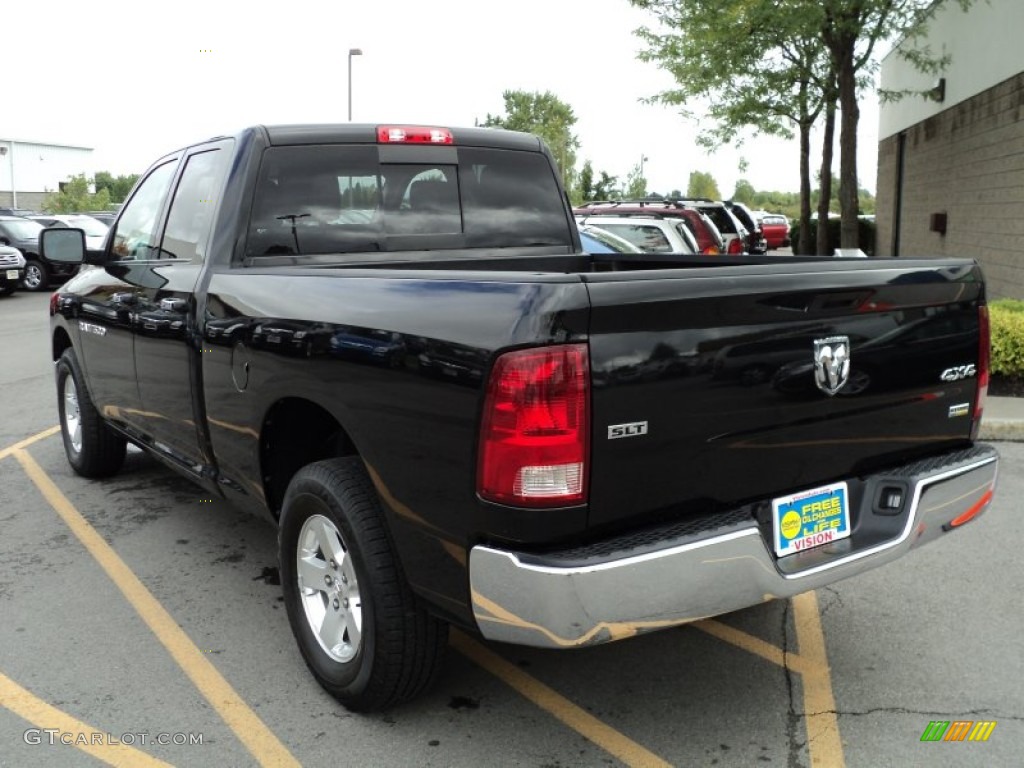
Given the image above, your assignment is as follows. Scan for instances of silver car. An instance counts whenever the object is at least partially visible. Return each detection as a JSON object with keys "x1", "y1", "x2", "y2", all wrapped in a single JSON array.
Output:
[{"x1": 0, "y1": 245, "x2": 26, "y2": 296}]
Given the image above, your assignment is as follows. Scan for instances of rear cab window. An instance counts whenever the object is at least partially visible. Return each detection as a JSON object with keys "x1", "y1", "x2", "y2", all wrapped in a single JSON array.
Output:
[{"x1": 245, "y1": 145, "x2": 571, "y2": 260}]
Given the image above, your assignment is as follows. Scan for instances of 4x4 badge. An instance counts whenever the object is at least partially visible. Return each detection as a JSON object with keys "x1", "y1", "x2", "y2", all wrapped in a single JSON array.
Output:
[{"x1": 814, "y1": 336, "x2": 850, "y2": 396}]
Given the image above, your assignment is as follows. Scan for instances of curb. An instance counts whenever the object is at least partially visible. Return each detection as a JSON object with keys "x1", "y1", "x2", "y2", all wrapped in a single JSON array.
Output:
[{"x1": 978, "y1": 421, "x2": 1024, "y2": 441}]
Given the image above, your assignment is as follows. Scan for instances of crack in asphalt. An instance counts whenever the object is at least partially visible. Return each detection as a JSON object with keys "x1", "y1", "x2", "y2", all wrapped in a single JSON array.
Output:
[
  {"x1": 816, "y1": 586, "x2": 844, "y2": 616},
  {"x1": 781, "y1": 599, "x2": 806, "y2": 768},
  {"x1": 801, "y1": 706, "x2": 1024, "y2": 721}
]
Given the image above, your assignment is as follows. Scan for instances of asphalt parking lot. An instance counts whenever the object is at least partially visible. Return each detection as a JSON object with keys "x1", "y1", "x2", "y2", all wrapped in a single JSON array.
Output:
[{"x1": 1, "y1": 289, "x2": 1021, "y2": 768}]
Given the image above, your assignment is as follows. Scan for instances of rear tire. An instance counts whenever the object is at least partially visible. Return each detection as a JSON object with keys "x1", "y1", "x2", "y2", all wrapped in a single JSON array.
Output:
[
  {"x1": 56, "y1": 348, "x2": 126, "y2": 477},
  {"x1": 279, "y1": 457, "x2": 448, "y2": 711}
]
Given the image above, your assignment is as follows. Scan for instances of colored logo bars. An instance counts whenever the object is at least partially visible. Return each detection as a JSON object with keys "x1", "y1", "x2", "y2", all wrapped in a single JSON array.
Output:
[{"x1": 920, "y1": 720, "x2": 996, "y2": 742}]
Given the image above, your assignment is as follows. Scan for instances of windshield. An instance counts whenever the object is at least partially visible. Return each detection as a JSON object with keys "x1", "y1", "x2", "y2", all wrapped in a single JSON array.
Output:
[{"x1": 2, "y1": 219, "x2": 44, "y2": 239}]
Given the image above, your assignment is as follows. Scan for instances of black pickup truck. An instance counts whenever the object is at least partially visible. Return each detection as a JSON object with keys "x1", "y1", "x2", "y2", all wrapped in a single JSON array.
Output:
[{"x1": 43, "y1": 124, "x2": 999, "y2": 711}]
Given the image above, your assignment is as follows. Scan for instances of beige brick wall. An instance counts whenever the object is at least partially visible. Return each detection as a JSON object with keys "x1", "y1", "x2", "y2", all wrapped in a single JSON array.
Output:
[
  {"x1": 0, "y1": 192, "x2": 47, "y2": 210},
  {"x1": 876, "y1": 72, "x2": 1024, "y2": 300}
]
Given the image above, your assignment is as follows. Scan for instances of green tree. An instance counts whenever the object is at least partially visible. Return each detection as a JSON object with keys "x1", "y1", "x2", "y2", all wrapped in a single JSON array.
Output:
[
  {"x1": 631, "y1": 0, "x2": 973, "y2": 252},
  {"x1": 732, "y1": 179, "x2": 757, "y2": 204},
  {"x1": 42, "y1": 175, "x2": 112, "y2": 213},
  {"x1": 574, "y1": 160, "x2": 596, "y2": 205},
  {"x1": 93, "y1": 171, "x2": 139, "y2": 204},
  {"x1": 624, "y1": 163, "x2": 648, "y2": 198},
  {"x1": 817, "y1": 0, "x2": 973, "y2": 247},
  {"x1": 632, "y1": 0, "x2": 831, "y2": 255},
  {"x1": 687, "y1": 171, "x2": 721, "y2": 200},
  {"x1": 592, "y1": 171, "x2": 620, "y2": 201},
  {"x1": 481, "y1": 90, "x2": 581, "y2": 191}
]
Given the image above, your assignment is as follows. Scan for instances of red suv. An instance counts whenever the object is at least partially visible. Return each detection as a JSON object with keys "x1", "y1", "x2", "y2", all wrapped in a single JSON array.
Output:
[{"x1": 574, "y1": 201, "x2": 725, "y2": 255}]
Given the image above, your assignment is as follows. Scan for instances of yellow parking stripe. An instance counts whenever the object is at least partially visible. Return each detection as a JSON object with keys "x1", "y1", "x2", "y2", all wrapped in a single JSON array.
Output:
[
  {"x1": 452, "y1": 630, "x2": 672, "y2": 768},
  {"x1": 0, "y1": 425, "x2": 60, "y2": 461},
  {"x1": 0, "y1": 671, "x2": 172, "y2": 768},
  {"x1": 697, "y1": 619, "x2": 816, "y2": 676},
  {"x1": 5, "y1": 425, "x2": 844, "y2": 768},
  {"x1": 13, "y1": 448, "x2": 300, "y2": 768},
  {"x1": 792, "y1": 592, "x2": 844, "y2": 767}
]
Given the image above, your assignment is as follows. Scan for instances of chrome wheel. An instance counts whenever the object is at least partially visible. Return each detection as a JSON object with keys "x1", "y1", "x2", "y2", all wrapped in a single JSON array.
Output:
[
  {"x1": 63, "y1": 376, "x2": 82, "y2": 454},
  {"x1": 296, "y1": 514, "x2": 362, "y2": 663},
  {"x1": 22, "y1": 261, "x2": 45, "y2": 291}
]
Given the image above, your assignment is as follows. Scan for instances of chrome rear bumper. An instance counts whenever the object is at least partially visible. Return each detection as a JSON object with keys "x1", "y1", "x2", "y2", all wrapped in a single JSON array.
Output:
[{"x1": 470, "y1": 444, "x2": 999, "y2": 649}]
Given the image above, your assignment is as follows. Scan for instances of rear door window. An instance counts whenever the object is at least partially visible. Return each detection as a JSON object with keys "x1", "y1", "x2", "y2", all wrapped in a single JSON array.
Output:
[
  {"x1": 699, "y1": 206, "x2": 739, "y2": 236},
  {"x1": 161, "y1": 148, "x2": 230, "y2": 262}
]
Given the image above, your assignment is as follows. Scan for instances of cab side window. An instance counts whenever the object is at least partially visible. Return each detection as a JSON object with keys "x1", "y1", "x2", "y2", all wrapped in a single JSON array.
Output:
[
  {"x1": 162, "y1": 149, "x2": 229, "y2": 262},
  {"x1": 110, "y1": 161, "x2": 177, "y2": 261}
]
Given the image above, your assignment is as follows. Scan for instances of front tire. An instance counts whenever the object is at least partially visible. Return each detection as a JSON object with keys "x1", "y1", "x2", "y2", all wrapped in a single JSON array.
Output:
[
  {"x1": 56, "y1": 348, "x2": 126, "y2": 477},
  {"x1": 279, "y1": 458, "x2": 448, "y2": 711},
  {"x1": 22, "y1": 258, "x2": 48, "y2": 292}
]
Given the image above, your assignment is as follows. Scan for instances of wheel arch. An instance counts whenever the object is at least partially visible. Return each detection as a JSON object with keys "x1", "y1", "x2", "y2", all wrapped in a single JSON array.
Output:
[
  {"x1": 52, "y1": 325, "x2": 73, "y2": 362},
  {"x1": 259, "y1": 397, "x2": 359, "y2": 518}
]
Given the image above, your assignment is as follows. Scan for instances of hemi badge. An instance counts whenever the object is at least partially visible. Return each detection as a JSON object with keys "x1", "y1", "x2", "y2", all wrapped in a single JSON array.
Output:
[
  {"x1": 948, "y1": 403, "x2": 970, "y2": 418},
  {"x1": 608, "y1": 421, "x2": 648, "y2": 440}
]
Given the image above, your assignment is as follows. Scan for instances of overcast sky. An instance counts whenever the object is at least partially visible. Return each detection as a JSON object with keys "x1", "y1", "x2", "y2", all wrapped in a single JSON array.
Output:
[{"x1": 6, "y1": 0, "x2": 880, "y2": 196}]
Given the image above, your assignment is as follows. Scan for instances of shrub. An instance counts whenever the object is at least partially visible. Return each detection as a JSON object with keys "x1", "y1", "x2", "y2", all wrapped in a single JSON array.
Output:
[
  {"x1": 989, "y1": 300, "x2": 1024, "y2": 377},
  {"x1": 789, "y1": 218, "x2": 876, "y2": 256}
]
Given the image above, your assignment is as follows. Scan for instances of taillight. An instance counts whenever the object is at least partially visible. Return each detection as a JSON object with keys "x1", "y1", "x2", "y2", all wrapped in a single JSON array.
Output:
[
  {"x1": 49, "y1": 291, "x2": 60, "y2": 316},
  {"x1": 478, "y1": 344, "x2": 590, "y2": 507},
  {"x1": 703, "y1": 245, "x2": 720, "y2": 256},
  {"x1": 376, "y1": 126, "x2": 454, "y2": 144},
  {"x1": 971, "y1": 304, "x2": 990, "y2": 440},
  {"x1": 727, "y1": 237, "x2": 744, "y2": 255}
]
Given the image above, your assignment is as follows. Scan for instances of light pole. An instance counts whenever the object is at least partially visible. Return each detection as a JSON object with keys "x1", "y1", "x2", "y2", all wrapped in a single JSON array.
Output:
[
  {"x1": 348, "y1": 48, "x2": 363, "y2": 122},
  {"x1": 640, "y1": 154, "x2": 649, "y2": 179}
]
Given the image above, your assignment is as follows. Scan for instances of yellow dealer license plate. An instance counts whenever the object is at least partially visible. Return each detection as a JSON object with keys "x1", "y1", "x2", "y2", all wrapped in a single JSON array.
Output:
[{"x1": 772, "y1": 481, "x2": 850, "y2": 557}]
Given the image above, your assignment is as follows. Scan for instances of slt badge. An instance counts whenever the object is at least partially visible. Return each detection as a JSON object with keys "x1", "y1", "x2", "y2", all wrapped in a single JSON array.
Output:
[{"x1": 814, "y1": 336, "x2": 850, "y2": 396}]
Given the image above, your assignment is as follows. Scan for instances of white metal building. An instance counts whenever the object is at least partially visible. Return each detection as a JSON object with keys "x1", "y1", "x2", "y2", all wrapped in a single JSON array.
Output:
[
  {"x1": 875, "y1": 0, "x2": 1024, "y2": 299},
  {"x1": 0, "y1": 138, "x2": 95, "y2": 211}
]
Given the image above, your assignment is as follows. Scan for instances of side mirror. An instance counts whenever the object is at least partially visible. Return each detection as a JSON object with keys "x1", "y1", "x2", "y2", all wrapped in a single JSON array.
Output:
[{"x1": 40, "y1": 227, "x2": 86, "y2": 264}]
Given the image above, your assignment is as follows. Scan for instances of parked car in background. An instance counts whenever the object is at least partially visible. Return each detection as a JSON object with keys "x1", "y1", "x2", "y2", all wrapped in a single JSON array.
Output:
[
  {"x1": 0, "y1": 216, "x2": 77, "y2": 291},
  {"x1": 82, "y1": 210, "x2": 117, "y2": 226},
  {"x1": 28, "y1": 214, "x2": 110, "y2": 251},
  {"x1": 760, "y1": 214, "x2": 791, "y2": 249},
  {"x1": 0, "y1": 244, "x2": 26, "y2": 296},
  {"x1": 576, "y1": 214, "x2": 697, "y2": 254},
  {"x1": 0, "y1": 207, "x2": 36, "y2": 217},
  {"x1": 675, "y1": 199, "x2": 750, "y2": 255},
  {"x1": 725, "y1": 201, "x2": 768, "y2": 254},
  {"x1": 574, "y1": 200, "x2": 725, "y2": 255},
  {"x1": 577, "y1": 224, "x2": 644, "y2": 254}
]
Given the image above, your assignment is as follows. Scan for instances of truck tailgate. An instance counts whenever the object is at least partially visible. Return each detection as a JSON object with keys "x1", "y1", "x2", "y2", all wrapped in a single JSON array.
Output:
[{"x1": 582, "y1": 259, "x2": 985, "y2": 530}]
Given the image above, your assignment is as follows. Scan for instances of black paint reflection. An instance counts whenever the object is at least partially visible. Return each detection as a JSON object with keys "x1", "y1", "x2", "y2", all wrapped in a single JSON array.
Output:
[
  {"x1": 772, "y1": 306, "x2": 978, "y2": 398},
  {"x1": 202, "y1": 312, "x2": 487, "y2": 385}
]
